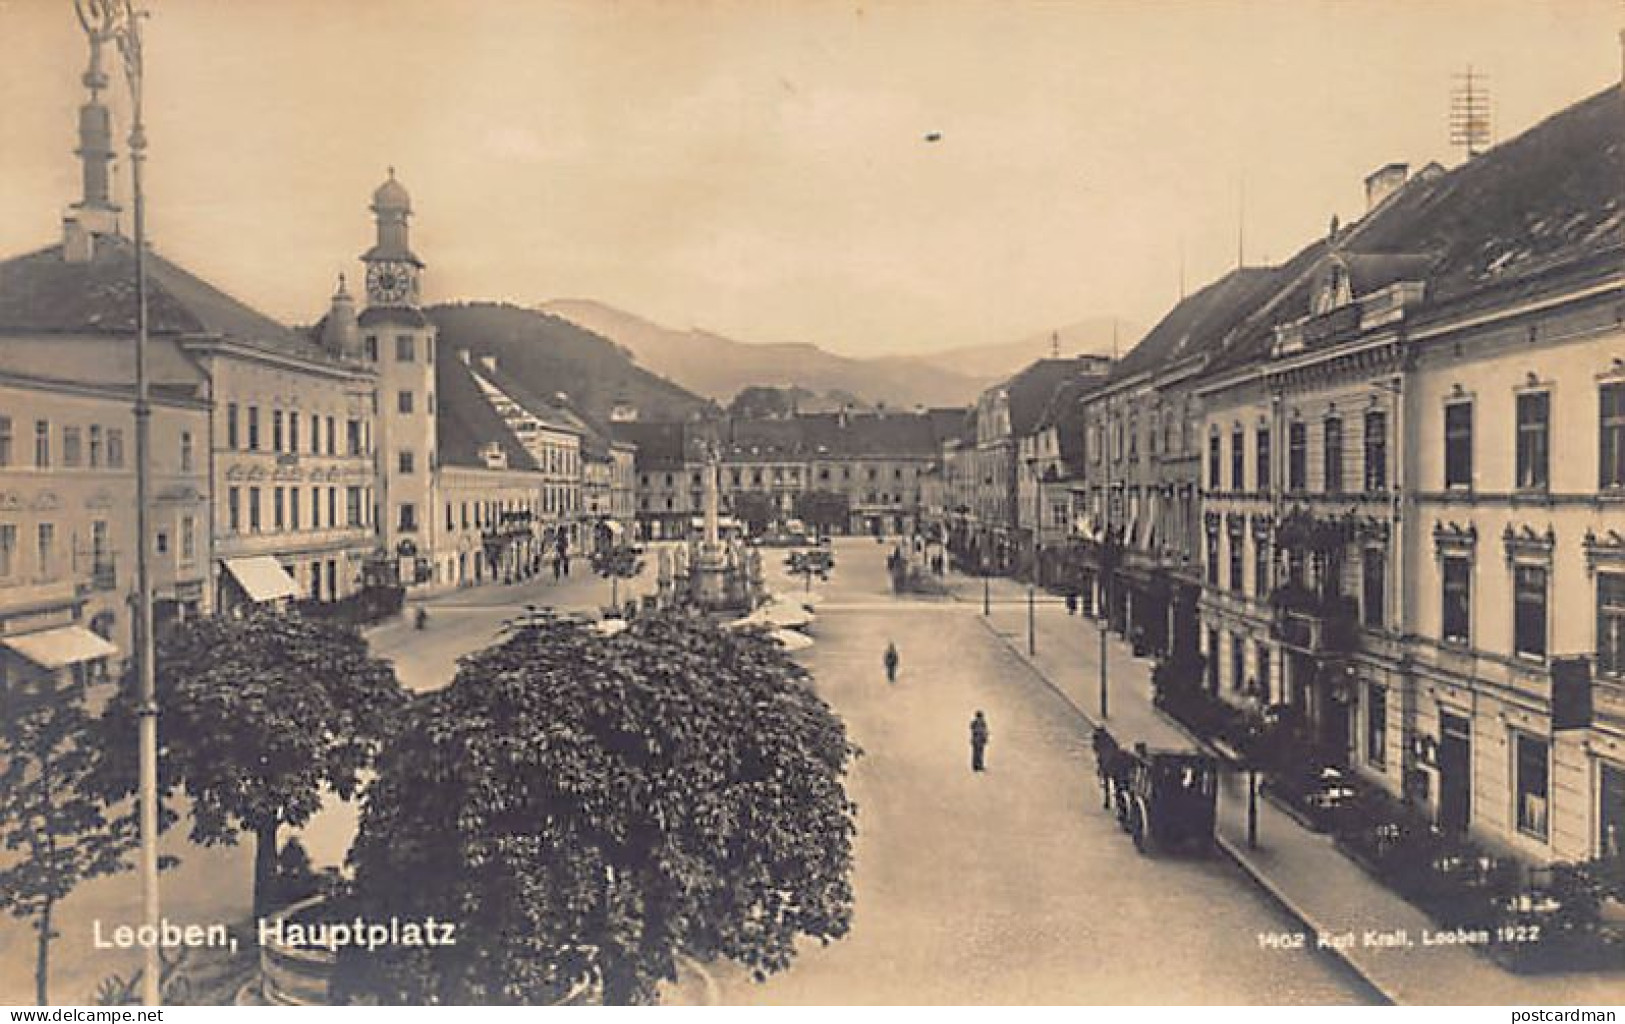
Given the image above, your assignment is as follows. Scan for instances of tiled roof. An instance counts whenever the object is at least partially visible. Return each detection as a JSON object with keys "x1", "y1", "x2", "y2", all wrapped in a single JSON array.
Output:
[
  {"x1": 1112, "y1": 267, "x2": 1289, "y2": 382},
  {"x1": 0, "y1": 235, "x2": 339, "y2": 365},
  {"x1": 1203, "y1": 83, "x2": 1624, "y2": 375},
  {"x1": 434, "y1": 355, "x2": 539, "y2": 472},
  {"x1": 1003, "y1": 358, "x2": 1104, "y2": 436}
]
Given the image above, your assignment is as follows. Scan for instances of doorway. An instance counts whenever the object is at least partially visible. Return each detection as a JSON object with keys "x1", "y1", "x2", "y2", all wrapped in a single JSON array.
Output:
[{"x1": 1438, "y1": 712, "x2": 1472, "y2": 833}]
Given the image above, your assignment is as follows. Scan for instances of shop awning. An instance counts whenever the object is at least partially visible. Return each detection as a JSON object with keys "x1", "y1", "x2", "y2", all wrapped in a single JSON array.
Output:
[
  {"x1": 3, "y1": 625, "x2": 118, "y2": 669},
  {"x1": 222, "y1": 555, "x2": 300, "y2": 603}
]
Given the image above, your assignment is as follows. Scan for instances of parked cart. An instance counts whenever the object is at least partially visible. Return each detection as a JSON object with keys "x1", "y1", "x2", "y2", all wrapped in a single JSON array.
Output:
[{"x1": 1094, "y1": 731, "x2": 1217, "y2": 856}]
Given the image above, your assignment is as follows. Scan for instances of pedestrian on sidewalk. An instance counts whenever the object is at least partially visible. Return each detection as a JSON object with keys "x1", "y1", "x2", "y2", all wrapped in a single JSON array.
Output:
[
  {"x1": 883, "y1": 641, "x2": 900, "y2": 683},
  {"x1": 1066, "y1": 592, "x2": 1078, "y2": 615},
  {"x1": 969, "y1": 710, "x2": 989, "y2": 772}
]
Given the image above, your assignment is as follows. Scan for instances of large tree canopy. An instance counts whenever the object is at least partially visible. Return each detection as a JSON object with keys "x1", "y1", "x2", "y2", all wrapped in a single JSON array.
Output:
[
  {"x1": 338, "y1": 612, "x2": 859, "y2": 1005},
  {"x1": 96, "y1": 610, "x2": 405, "y2": 915}
]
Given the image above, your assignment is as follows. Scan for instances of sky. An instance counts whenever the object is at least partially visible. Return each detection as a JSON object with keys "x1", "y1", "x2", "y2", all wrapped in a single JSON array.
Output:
[{"x1": 0, "y1": 0, "x2": 1619, "y2": 357}]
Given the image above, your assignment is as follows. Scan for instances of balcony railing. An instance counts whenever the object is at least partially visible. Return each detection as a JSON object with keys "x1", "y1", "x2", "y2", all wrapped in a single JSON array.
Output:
[{"x1": 1270, "y1": 585, "x2": 1359, "y2": 655}]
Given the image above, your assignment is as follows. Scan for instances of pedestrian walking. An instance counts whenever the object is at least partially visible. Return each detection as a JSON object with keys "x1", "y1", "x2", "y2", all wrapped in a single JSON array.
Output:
[
  {"x1": 1066, "y1": 592, "x2": 1078, "y2": 615},
  {"x1": 969, "y1": 710, "x2": 989, "y2": 772},
  {"x1": 883, "y1": 641, "x2": 899, "y2": 683}
]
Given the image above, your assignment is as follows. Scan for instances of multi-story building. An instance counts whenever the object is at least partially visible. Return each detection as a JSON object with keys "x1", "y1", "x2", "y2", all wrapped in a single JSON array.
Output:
[
  {"x1": 1182, "y1": 84, "x2": 1624, "y2": 864},
  {"x1": 194, "y1": 277, "x2": 379, "y2": 613},
  {"x1": 1016, "y1": 359, "x2": 1111, "y2": 586}
]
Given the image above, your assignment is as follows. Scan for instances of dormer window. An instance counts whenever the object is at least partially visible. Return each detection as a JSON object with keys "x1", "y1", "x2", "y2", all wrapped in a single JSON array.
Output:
[{"x1": 1312, "y1": 263, "x2": 1352, "y2": 315}]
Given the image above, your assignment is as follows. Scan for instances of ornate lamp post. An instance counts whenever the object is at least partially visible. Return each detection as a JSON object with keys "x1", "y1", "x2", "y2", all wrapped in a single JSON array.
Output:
[{"x1": 76, "y1": 0, "x2": 158, "y2": 1005}]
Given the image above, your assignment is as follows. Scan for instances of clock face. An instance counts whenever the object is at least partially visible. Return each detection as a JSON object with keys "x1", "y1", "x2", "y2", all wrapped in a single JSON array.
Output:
[{"x1": 367, "y1": 261, "x2": 415, "y2": 305}]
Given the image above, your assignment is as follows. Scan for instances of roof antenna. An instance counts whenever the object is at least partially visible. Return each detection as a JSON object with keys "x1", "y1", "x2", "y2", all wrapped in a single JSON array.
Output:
[
  {"x1": 1178, "y1": 236, "x2": 1186, "y2": 301},
  {"x1": 1450, "y1": 64, "x2": 1492, "y2": 159},
  {"x1": 1111, "y1": 318, "x2": 1119, "y2": 361},
  {"x1": 1051, "y1": 330, "x2": 1060, "y2": 358},
  {"x1": 1237, "y1": 175, "x2": 1246, "y2": 270}
]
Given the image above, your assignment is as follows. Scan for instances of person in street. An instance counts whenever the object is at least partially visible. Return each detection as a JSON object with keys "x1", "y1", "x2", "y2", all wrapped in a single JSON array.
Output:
[
  {"x1": 969, "y1": 710, "x2": 989, "y2": 772},
  {"x1": 883, "y1": 641, "x2": 899, "y2": 683},
  {"x1": 414, "y1": 606, "x2": 428, "y2": 630},
  {"x1": 1066, "y1": 591, "x2": 1078, "y2": 615}
]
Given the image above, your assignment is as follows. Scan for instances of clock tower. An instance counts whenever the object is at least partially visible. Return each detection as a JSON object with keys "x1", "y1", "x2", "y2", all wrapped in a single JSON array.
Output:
[
  {"x1": 358, "y1": 169, "x2": 439, "y2": 588},
  {"x1": 361, "y1": 167, "x2": 424, "y2": 307}
]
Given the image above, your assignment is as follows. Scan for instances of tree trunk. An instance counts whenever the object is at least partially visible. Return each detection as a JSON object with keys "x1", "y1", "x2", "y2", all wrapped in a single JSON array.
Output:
[
  {"x1": 611, "y1": 574, "x2": 619, "y2": 611},
  {"x1": 35, "y1": 897, "x2": 51, "y2": 1005},
  {"x1": 253, "y1": 820, "x2": 279, "y2": 918}
]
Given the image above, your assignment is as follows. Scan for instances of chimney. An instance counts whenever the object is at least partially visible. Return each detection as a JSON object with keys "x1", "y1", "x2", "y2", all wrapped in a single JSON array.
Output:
[
  {"x1": 1364, "y1": 163, "x2": 1409, "y2": 212},
  {"x1": 480, "y1": 355, "x2": 498, "y2": 374}
]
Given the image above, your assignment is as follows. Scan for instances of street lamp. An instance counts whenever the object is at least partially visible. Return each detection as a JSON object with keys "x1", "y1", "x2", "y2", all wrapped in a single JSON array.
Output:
[
  {"x1": 77, "y1": 0, "x2": 159, "y2": 1005},
  {"x1": 1025, "y1": 457, "x2": 1040, "y2": 656}
]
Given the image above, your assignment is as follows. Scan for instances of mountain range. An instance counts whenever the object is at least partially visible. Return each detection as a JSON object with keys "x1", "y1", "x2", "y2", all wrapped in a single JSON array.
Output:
[{"x1": 539, "y1": 299, "x2": 1135, "y2": 410}]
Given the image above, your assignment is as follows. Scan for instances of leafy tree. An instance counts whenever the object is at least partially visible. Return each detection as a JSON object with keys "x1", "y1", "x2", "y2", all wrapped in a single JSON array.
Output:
[
  {"x1": 726, "y1": 385, "x2": 809, "y2": 419},
  {"x1": 590, "y1": 545, "x2": 646, "y2": 611},
  {"x1": 727, "y1": 491, "x2": 778, "y2": 535},
  {"x1": 793, "y1": 489, "x2": 850, "y2": 534},
  {"x1": 338, "y1": 612, "x2": 859, "y2": 1005},
  {"x1": 1, "y1": 676, "x2": 136, "y2": 1004},
  {"x1": 95, "y1": 610, "x2": 404, "y2": 916}
]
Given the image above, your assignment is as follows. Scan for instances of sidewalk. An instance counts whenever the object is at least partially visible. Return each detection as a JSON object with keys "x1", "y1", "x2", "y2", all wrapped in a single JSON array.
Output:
[{"x1": 951, "y1": 569, "x2": 1625, "y2": 1006}]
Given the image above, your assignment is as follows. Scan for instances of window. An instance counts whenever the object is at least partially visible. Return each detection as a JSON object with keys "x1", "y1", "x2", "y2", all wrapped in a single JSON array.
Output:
[
  {"x1": 228, "y1": 487, "x2": 241, "y2": 532},
  {"x1": 1515, "y1": 733, "x2": 1550, "y2": 840},
  {"x1": 396, "y1": 335, "x2": 415, "y2": 362},
  {"x1": 289, "y1": 414, "x2": 299, "y2": 455},
  {"x1": 1323, "y1": 418, "x2": 1343, "y2": 494},
  {"x1": 1231, "y1": 633, "x2": 1245, "y2": 692},
  {"x1": 180, "y1": 430, "x2": 194, "y2": 473},
  {"x1": 1256, "y1": 644, "x2": 1271, "y2": 700},
  {"x1": 1600, "y1": 573, "x2": 1625, "y2": 678},
  {"x1": 1362, "y1": 548, "x2": 1385, "y2": 630},
  {"x1": 273, "y1": 487, "x2": 286, "y2": 529},
  {"x1": 181, "y1": 516, "x2": 195, "y2": 562},
  {"x1": 1208, "y1": 432, "x2": 1221, "y2": 489},
  {"x1": 1364, "y1": 411, "x2": 1387, "y2": 491},
  {"x1": 364, "y1": 335, "x2": 378, "y2": 362},
  {"x1": 1516, "y1": 392, "x2": 1549, "y2": 490},
  {"x1": 1602, "y1": 383, "x2": 1625, "y2": 489},
  {"x1": 1256, "y1": 427, "x2": 1271, "y2": 489},
  {"x1": 34, "y1": 420, "x2": 49, "y2": 467},
  {"x1": 398, "y1": 390, "x2": 414, "y2": 414},
  {"x1": 398, "y1": 503, "x2": 417, "y2": 532},
  {"x1": 107, "y1": 428, "x2": 123, "y2": 468},
  {"x1": 1254, "y1": 536, "x2": 1270, "y2": 597},
  {"x1": 347, "y1": 419, "x2": 362, "y2": 456},
  {"x1": 328, "y1": 487, "x2": 337, "y2": 528},
  {"x1": 1445, "y1": 401, "x2": 1472, "y2": 488},
  {"x1": 311, "y1": 486, "x2": 322, "y2": 529},
  {"x1": 1442, "y1": 555, "x2": 1471, "y2": 644},
  {"x1": 399, "y1": 449, "x2": 415, "y2": 475},
  {"x1": 36, "y1": 523, "x2": 54, "y2": 578},
  {"x1": 1288, "y1": 422, "x2": 1307, "y2": 491},
  {"x1": 272, "y1": 410, "x2": 284, "y2": 452},
  {"x1": 1228, "y1": 533, "x2": 1243, "y2": 592},
  {"x1": 290, "y1": 488, "x2": 301, "y2": 530},
  {"x1": 326, "y1": 417, "x2": 336, "y2": 456},
  {"x1": 1205, "y1": 527, "x2": 1219, "y2": 586},
  {"x1": 1231, "y1": 428, "x2": 1244, "y2": 490},
  {"x1": 155, "y1": 530, "x2": 168, "y2": 555},
  {"x1": 1602, "y1": 763, "x2": 1625, "y2": 858},
  {"x1": 85, "y1": 424, "x2": 101, "y2": 467},
  {"x1": 248, "y1": 487, "x2": 262, "y2": 532},
  {"x1": 0, "y1": 523, "x2": 14, "y2": 577},
  {"x1": 247, "y1": 406, "x2": 260, "y2": 450},
  {"x1": 426, "y1": 338, "x2": 435, "y2": 363},
  {"x1": 1514, "y1": 564, "x2": 1548, "y2": 660},
  {"x1": 349, "y1": 488, "x2": 364, "y2": 528},
  {"x1": 310, "y1": 414, "x2": 321, "y2": 454},
  {"x1": 1366, "y1": 685, "x2": 1387, "y2": 768},
  {"x1": 461, "y1": 502, "x2": 469, "y2": 529},
  {"x1": 0, "y1": 416, "x2": 11, "y2": 467},
  {"x1": 226, "y1": 404, "x2": 239, "y2": 449},
  {"x1": 62, "y1": 426, "x2": 81, "y2": 467}
]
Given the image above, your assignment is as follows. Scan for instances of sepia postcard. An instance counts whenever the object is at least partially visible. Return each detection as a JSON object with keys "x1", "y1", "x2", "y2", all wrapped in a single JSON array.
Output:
[{"x1": 1, "y1": 0, "x2": 1624, "y2": 1008}]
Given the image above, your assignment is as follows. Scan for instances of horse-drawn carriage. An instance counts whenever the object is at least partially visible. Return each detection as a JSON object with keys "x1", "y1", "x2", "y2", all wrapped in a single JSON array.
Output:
[{"x1": 1093, "y1": 728, "x2": 1218, "y2": 855}]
